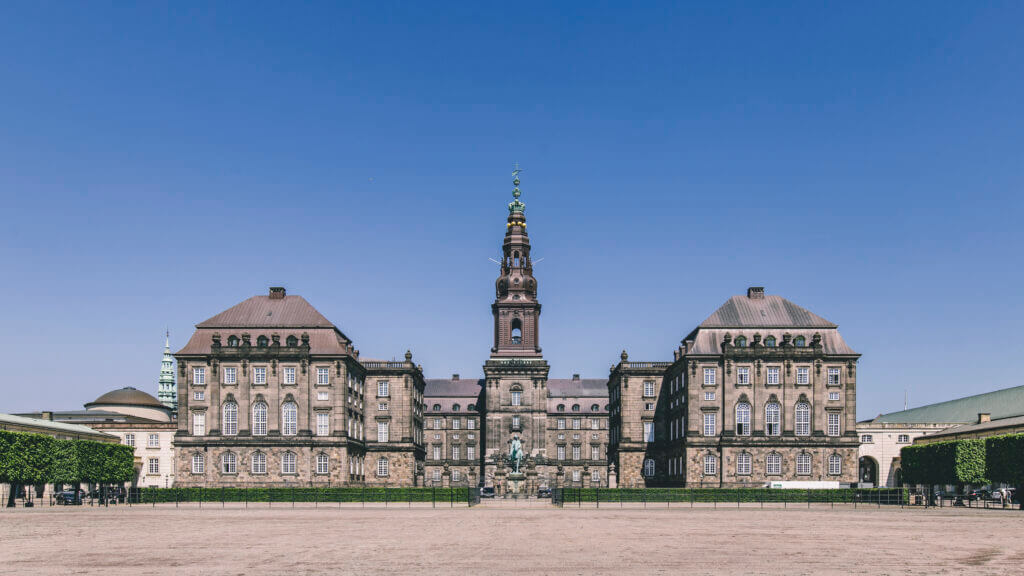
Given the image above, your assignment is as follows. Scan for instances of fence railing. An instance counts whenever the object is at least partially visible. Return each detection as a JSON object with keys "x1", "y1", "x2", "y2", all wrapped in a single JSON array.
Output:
[{"x1": 552, "y1": 488, "x2": 910, "y2": 508}]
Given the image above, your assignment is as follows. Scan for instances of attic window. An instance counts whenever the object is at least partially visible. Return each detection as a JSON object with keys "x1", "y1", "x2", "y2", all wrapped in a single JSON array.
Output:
[
  {"x1": 793, "y1": 336, "x2": 806, "y2": 347},
  {"x1": 257, "y1": 336, "x2": 269, "y2": 347},
  {"x1": 734, "y1": 336, "x2": 747, "y2": 348},
  {"x1": 591, "y1": 404, "x2": 600, "y2": 411},
  {"x1": 572, "y1": 404, "x2": 580, "y2": 412},
  {"x1": 286, "y1": 335, "x2": 298, "y2": 347},
  {"x1": 764, "y1": 336, "x2": 777, "y2": 348},
  {"x1": 433, "y1": 404, "x2": 441, "y2": 412},
  {"x1": 557, "y1": 404, "x2": 565, "y2": 412},
  {"x1": 227, "y1": 336, "x2": 240, "y2": 347}
]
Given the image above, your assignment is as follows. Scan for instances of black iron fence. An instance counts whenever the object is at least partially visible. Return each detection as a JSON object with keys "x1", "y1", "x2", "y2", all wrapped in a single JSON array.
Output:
[{"x1": 552, "y1": 487, "x2": 909, "y2": 508}]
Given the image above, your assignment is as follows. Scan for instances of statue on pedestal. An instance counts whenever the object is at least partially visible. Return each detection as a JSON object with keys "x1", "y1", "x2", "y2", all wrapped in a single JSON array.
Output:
[{"x1": 508, "y1": 434, "x2": 524, "y2": 474}]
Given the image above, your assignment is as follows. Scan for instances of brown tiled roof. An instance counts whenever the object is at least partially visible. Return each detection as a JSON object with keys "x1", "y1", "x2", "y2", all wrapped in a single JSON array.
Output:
[
  {"x1": 546, "y1": 398, "x2": 608, "y2": 414},
  {"x1": 547, "y1": 379, "x2": 608, "y2": 397},
  {"x1": 687, "y1": 328, "x2": 857, "y2": 355},
  {"x1": 196, "y1": 295, "x2": 335, "y2": 328},
  {"x1": 700, "y1": 294, "x2": 836, "y2": 328},
  {"x1": 177, "y1": 328, "x2": 351, "y2": 356},
  {"x1": 424, "y1": 379, "x2": 484, "y2": 397}
]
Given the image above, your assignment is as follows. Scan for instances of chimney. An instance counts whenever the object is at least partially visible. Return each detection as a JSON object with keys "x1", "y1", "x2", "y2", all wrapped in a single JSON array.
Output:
[
  {"x1": 41, "y1": 411, "x2": 53, "y2": 421},
  {"x1": 747, "y1": 287, "x2": 765, "y2": 299},
  {"x1": 978, "y1": 413, "x2": 991, "y2": 423},
  {"x1": 269, "y1": 287, "x2": 286, "y2": 299},
  {"x1": 572, "y1": 374, "x2": 580, "y2": 381},
  {"x1": 452, "y1": 374, "x2": 459, "y2": 381}
]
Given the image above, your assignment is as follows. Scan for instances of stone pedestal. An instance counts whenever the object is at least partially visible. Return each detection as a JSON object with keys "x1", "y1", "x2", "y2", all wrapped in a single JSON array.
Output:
[
  {"x1": 442, "y1": 470, "x2": 451, "y2": 488},
  {"x1": 583, "y1": 465, "x2": 592, "y2": 489},
  {"x1": 507, "y1": 472, "x2": 526, "y2": 495},
  {"x1": 555, "y1": 470, "x2": 564, "y2": 488},
  {"x1": 495, "y1": 470, "x2": 507, "y2": 496},
  {"x1": 526, "y1": 469, "x2": 538, "y2": 495},
  {"x1": 608, "y1": 463, "x2": 617, "y2": 489}
]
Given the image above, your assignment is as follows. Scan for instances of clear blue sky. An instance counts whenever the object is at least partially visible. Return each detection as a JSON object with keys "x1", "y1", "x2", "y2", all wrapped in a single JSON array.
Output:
[{"x1": 1, "y1": 2, "x2": 1021, "y2": 419}]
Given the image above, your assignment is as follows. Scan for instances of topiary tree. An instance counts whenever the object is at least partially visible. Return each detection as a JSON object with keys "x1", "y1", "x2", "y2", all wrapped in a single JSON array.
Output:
[
  {"x1": 986, "y1": 434, "x2": 1024, "y2": 509},
  {"x1": 900, "y1": 438, "x2": 987, "y2": 493},
  {"x1": 0, "y1": 430, "x2": 56, "y2": 506}
]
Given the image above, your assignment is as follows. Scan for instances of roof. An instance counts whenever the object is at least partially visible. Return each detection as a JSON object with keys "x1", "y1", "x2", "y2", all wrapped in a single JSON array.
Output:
[
  {"x1": 700, "y1": 294, "x2": 836, "y2": 328},
  {"x1": 686, "y1": 328, "x2": 857, "y2": 355},
  {"x1": 17, "y1": 410, "x2": 170, "y2": 425},
  {"x1": 0, "y1": 413, "x2": 117, "y2": 439},
  {"x1": 196, "y1": 295, "x2": 335, "y2": 328},
  {"x1": 547, "y1": 378, "x2": 608, "y2": 397},
  {"x1": 924, "y1": 414, "x2": 1024, "y2": 439},
  {"x1": 869, "y1": 385, "x2": 1024, "y2": 424},
  {"x1": 85, "y1": 387, "x2": 166, "y2": 409},
  {"x1": 424, "y1": 379, "x2": 484, "y2": 397}
]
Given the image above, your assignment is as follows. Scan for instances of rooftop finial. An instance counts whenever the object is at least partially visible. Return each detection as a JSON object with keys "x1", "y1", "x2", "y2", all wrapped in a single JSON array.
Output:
[{"x1": 508, "y1": 162, "x2": 525, "y2": 215}]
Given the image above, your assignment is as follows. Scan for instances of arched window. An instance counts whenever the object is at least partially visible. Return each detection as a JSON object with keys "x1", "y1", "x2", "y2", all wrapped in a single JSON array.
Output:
[
  {"x1": 316, "y1": 453, "x2": 329, "y2": 475},
  {"x1": 252, "y1": 402, "x2": 268, "y2": 436},
  {"x1": 796, "y1": 452, "x2": 812, "y2": 476},
  {"x1": 251, "y1": 451, "x2": 267, "y2": 474},
  {"x1": 510, "y1": 318, "x2": 522, "y2": 344},
  {"x1": 377, "y1": 457, "x2": 389, "y2": 477},
  {"x1": 282, "y1": 402, "x2": 298, "y2": 436},
  {"x1": 736, "y1": 452, "x2": 751, "y2": 475},
  {"x1": 703, "y1": 454, "x2": 717, "y2": 476},
  {"x1": 765, "y1": 402, "x2": 781, "y2": 436},
  {"x1": 468, "y1": 404, "x2": 475, "y2": 411},
  {"x1": 221, "y1": 452, "x2": 237, "y2": 474},
  {"x1": 433, "y1": 404, "x2": 441, "y2": 412},
  {"x1": 557, "y1": 404, "x2": 565, "y2": 412},
  {"x1": 227, "y1": 335, "x2": 239, "y2": 347},
  {"x1": 286, "y1": 335, "x2": 298, "y2": 346},
  {"x1": 793, "y1": 336, "x2": 806, "y2": 347},
  {"x1": 735, "y1": 402, "x2": 751, "y2": 436},
  {"x1": 222, "y1": 401, "x2": 238, "y2": 436},
  {"x1": 572, "y1": 404, "x2": 580, "y2": 412},
  {"x1": 643, "y1": 458, "x2": 655, "y2": 477},
  {"x1": 513, "y1": 251, "x2": 520, "y2": 267},
  {"x1": 191, "y1": 453, "x2": 205, "y2": 474},
  {"x1": 591, "y1": 404, "x2": 600, "y2": 411},
  {"x1": 764, "y1": 336, "x2": 777, "y2": 348},
  {"x1": 734, "y1": 336, "x2": 747, "y2": 348},
  {"x1": 452, "y1": 404, "x2": 461, "y2": 412},
  {"x1": 828, "y1": 454, "x2": 842, "y2": 475},
  {"x1": 282, "y1": 451, "x2": 296, "y2": 474},
  {"x1": 766, "y1": 452, "x2": 781, "y2": 475},
  {"x1": 256, "y1": 335, "x2": 269, "y2": 347},
  {"x1": 795, "y1": 402, "x2": 811, "y2": 436}
]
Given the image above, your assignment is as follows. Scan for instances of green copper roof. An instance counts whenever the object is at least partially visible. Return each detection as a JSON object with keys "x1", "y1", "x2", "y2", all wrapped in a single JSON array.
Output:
[
  {"x1": 868, "y1": 384, "x2": 1024, "y2": 424},
  {"x1": 508, "y1": 166, "x2": 525, "y2": 214}
]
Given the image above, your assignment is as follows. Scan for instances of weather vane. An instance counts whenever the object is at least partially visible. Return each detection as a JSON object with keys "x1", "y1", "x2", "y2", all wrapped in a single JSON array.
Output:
[{"x1": 512, "y1": 162, "x2": 522, "y2": 199}]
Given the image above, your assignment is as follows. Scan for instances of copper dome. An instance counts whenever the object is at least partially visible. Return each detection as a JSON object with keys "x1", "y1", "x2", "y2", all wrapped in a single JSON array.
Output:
[{"x1": 85, "y1": 387, "x2": 165, "y2": 409}]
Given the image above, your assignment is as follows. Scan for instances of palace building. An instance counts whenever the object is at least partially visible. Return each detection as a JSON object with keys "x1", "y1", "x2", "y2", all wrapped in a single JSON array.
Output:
[{"x1": 170, "y1": 173, "x2": 860, "y2": 491}]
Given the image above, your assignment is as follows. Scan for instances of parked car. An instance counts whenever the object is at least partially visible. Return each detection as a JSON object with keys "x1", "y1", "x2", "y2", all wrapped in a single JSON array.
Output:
[
  {"x1": 479, "y1": 487, "x2": 496, "y2": 499},
  {"x1": 55, "y1": 490, "x2": 84, "y2": 505},
  {"x1": 965, "y1": 489, "x2": 990, "y2": 502},
  {"x1": 537, "y1": 487, "x2": 552, "y2": 499}
]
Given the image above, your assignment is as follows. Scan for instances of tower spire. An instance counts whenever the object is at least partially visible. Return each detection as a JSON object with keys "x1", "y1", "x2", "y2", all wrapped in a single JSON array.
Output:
[
  {"x1": 508, "y1": 163, "x2": 525, "y2": 216},
  {"x1": 492, "y1": 167, "x2": 541, "y2": 357},
  {"x1": 158, "y1": 330, "x2": 177, "y2": 411}
]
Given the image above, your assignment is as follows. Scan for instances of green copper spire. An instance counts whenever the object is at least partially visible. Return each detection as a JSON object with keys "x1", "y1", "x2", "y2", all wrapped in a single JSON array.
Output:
[
  {"x1": 158, "y1": 330, "x2": 177, "y2": 410},
  {"x1": 508, "y1": 163, "x2": 525, "y2": 215}
]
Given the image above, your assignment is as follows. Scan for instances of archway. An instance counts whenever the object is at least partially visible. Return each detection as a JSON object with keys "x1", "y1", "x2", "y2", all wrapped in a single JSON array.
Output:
[{"x1": 859, "y1": 456, "x2": 878, "y2": 486}]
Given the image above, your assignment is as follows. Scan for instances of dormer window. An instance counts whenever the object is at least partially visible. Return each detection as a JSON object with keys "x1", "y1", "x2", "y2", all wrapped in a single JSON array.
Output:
[
  {"x1": 227, "y1": 335, "x2": 239, "y2": 347},
  {"x1": 256, "y1": 336, "x2": 269, "y2": 347},
  {"x1": 572, "y1": 404, "x2": 580, "y2": 412},
  {"x1": 793, "y1": 336, "x2": 806, "y2": 347},
  {"x1": 432, "y1": 404, "x2": 441, "y2": 412},
  {"x1": 286, "y1": 335, "x2": 298, "y2": 347},
  {"x1": 764, "y1": 336, "x2": 777, "y2": 348},
  {"x1": 734, "y1": 336, "x2": 747, "y2": 348},
  {"x1": 452, "y1": 404, "x2": 461, "y2": 412},
  {"x1": 557, "y1": 404, "x2": 565, "y2": 412}
]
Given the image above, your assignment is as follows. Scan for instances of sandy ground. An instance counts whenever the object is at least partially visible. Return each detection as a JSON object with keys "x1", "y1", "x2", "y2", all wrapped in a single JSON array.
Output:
[{"x1": 0, "y1": 504, "x2": 1021, "y2": 575}]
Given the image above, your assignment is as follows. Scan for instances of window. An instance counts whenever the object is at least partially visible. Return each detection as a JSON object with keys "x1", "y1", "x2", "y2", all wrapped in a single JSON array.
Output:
[
  {"x1": 764, "y1": 336, "x2": 776, "y2": 347},
  {"x1": 734, "y1": 336, "x2": 747, "y2": 347},
  {"x1": 192, "y1": 412, "x2": 206, "y2": 436},
  {"x1": 643, "y1": 381, "x2": 656, "y2": 397},
  {"x1": 703, "y1": 454, "x2": 716, "y2": 476},
  {"x1": 317, "y1": 453, "x2": 329, "y2": 475},
  {"x1": 317, "y1": 367, "x2": 329, "y2": 385},
  {"x1": 704, "y1": 391, "x2": 715, "y2": 401},
  {"x1": 828, "y1": 367, "x2": 841, "y2": 386},
  {"x1": 317, "y1": 391, "x2": 329, "y2": 401},
  {"x1": 557, "y1": 445, "x2": 565, "y2": 461},
  {"x1": 452, "y1": 418, "x2": 461, "y2": 430},
  {"x1": 703, "y1": 368, "x2": 716, "y2": 386},
  {"x1": 378, "y1": 402, "x2": 388, "y2": 411},
  {"x1": 765, "y1": 403, "x2": 781, "y2": 436},
  {"x1": 797, "y1": 453, "x2": 811, "y2": 475},
  {"x1": 433, "y1": 418, "x2": 441, "y2": 429},
  {"x1": 557, "y1": 418, "x2": 565, "y2": 430},
  {"x1": 644, "y1": 402, "x2": 655, "y2": 411},
  {"x1": 378, "y1": 422, "x2": 389, "y2": 442},
  {"x1": 766, "y1": 367, "x2": 780, "y2": 385},
  {"x1": 452, "y1": 470, "x2": 461, "y2": 482},
  {"x1": 557, "y1": 404, "x2": 565, "y2": 412},
  {"x1": 735, "y1": 403, "x2": 751, "y2": 436},
  {"x1": 860, "y1": 434, "x2": 873, "y2": 443},
  {"x1": 737, "y1": 367, "x2": 749, "y2": 385},
  {"x1": 510, "y1": 318, "x2": 522, "y2": 344},
  {"x1": 191, "y1": 453, "x2": 205, "y2": 474},
  {"x1": 227, "y1": 335, "x2": 239, "y2": 347},
  {"x1": 124, "y1": 433, "x2": 135, "y2": 448},
  {"x1": 148, "y1": 458, "x2": 160, "y2": 475},
  {"x1": 283, "y1": 367, "x2": 296, "y2": 385},
  {"x1": 193, "y1": 367, "x2": 205, "y2": 385},
  {"x1": 737, "y1": 452, "x2": 751, "y2": 476},
  {"x1": 467, "y1": 419, "x2": 475, "y2": 430},
  {"x1": 378, "y1": 381, "x2": 389, "y2": 397},
  {"x1": 433, "y1": 404, "x2": 441, "y2": 412},
  {"x1": 432, "y1": 469, "x2": 441, "y2": 483},
  {"x1": 252, "y1": 402, "x2": 268, "y2": 436},
  {"x1": 282, "y1": 452, "x2": 297, "y2": 475},
  {"x1": 794, "y1": 336, "x2": 806, "y2": 347},
  {"x1": 467, "y1": 446, "x2": 475, "y2": 460},
  {"x1": 222, "y1": 402, "x2": 238, "y2": 435},
  {"x1": 282, "y1": 402, "x2": 298, "y2": 436},
  {"x1": 193, "y1": 390, "x2": 204, "y2": 401},
  {"x1": 797, "y1": 367, "x2": 809, "y2": 385},
  {"x1": 222, "y1": 452, "x2": 236, "y2": 474},
  {"x1": 828, "y1": 454, "x2": 842, "y2": 475},
  {"x1": 251, "y1": 452, "x2": 266, "y2": 474},
  {"x1": 592, "y1": 470, "x2": 600, "y2": 483},
  {"x1": 286, "y1": 335, "x2": 298, "y2": 346},
  {"x1": 644, "y1": 422, "x2": 655, "y2": 442},
  {"x1": 511, "y1": 391, "x2": 522, "y2": 406},
  {"x1": 317, "y1": 413, "x2": 330, "y2": 436},
  {"x1": 795, "y1": 402, "x2": 810, "y2": 436},
  {"x1": 702, "y1": 412, "x2": 716, "y2": 437},
  {"x1": 829, "y1": 391, "x2": 840, "y2": 401},
  {"x1": 897, "y1": 434, "x2": 910, "y2": 443},
  {"x1": 432, "y1": 446, "x2": 441, "y2": 460},
  {"x1": 644, "y1": 458, "x2": 655, "y2": 477},
  {"x1": 591, "y1": 419, "x2": 599, "y2": 430},
  {"x1": 572, "y1": 470, "x2": 581, "y2": 482},
  {"x1": 147, "y1": 433, "x2": 160, "y2": 448},
  {"x1": 253, "y1": 367, "x2": 267, "y2": 385},
  {"x1": 512, "y1": 415, "x2": 520, "y2": 429},
  {"x1": 766, "y1": 453, "x2": 781, "y2": 475},
  {"x1": 591, "y1": 445, "x2": 600, "y2": 461},
  {"x1": 827, "y1": 412, "x2": 841, "y2": 437},
  {"x1": 572, "y1": 445, "x2": 581, "y2": 460},
  {"x1": 572, "y1": 418, "x2": 581, "y2": 430},
  {"x1": 224, "y1": 367, "x2": 236, "y2": 385},
  {"x1": 256, "y1": 335, "x2": 268, "y2": 347}
]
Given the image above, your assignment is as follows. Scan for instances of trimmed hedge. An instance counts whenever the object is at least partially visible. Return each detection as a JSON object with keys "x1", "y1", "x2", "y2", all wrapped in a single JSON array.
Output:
[
  {"x1": 985, "y1": 433, "x2": 1024, "y2": 487},
  {"x1": 135, "y1": 486, "x2": 472, "y2": 504},
  {"x1": 901, "y1": 438, "x2": 987, "y2": 486},
  {"x1": 556, "y1": 487, "x2": 907, "y2": 504},
  {"x1": 0, "y1": 429, "x2": 134, "y2": 485}
]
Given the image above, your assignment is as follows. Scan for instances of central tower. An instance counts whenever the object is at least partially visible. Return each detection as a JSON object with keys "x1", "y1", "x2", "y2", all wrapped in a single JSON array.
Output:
[{"x1": 483, "y1": 169, "x2": 551, "y2": 489}]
